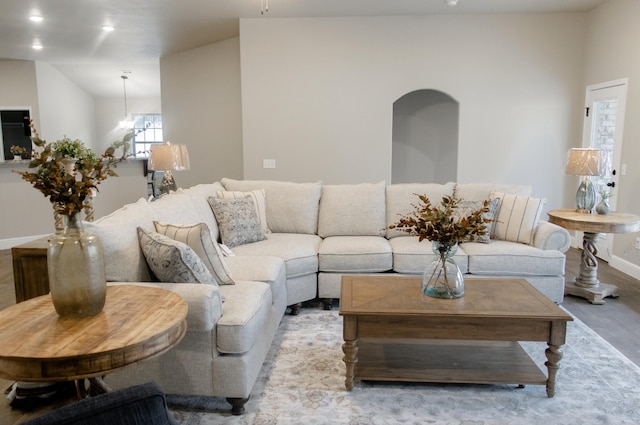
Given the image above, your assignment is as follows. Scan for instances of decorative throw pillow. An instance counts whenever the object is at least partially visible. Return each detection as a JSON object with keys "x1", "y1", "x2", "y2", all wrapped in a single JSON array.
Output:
[
  {"x1": 490, "y1": 192, "x2": 546, "y2": 245},
  {"x1": 207, "y1": 197, "x2": 267, "y2": 248},
  {"x1": 216, "y1": 189, "x2": 270, "y2": 234},
  {"x1": 137, "y1": 227, "x2": 218, "y2": 285},
  {"x1": 456, "y1": 198, "x2": 500, "y2": 244},
  {"x1": 153, "y1": 222, "x2": 235, "y2": 285}
]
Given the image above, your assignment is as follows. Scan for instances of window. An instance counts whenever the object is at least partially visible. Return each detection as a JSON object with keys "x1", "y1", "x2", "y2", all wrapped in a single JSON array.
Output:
[{"x1": 132, "y1": 114, "x2": 163, "y2": 157}]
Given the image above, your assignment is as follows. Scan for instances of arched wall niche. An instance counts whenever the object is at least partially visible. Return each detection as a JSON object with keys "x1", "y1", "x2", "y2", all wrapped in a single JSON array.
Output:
[{"x1": 391, "y1": 89, "x2": 459, "y2": 184}]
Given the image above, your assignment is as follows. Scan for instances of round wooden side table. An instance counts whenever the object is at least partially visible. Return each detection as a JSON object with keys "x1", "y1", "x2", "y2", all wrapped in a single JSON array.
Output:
[
  {"x1": 547, "y1": 209, "x2": 640, "y2": 304},
  {"x1": 0, "y1": 285, "x2": 187, "y2": 397}
]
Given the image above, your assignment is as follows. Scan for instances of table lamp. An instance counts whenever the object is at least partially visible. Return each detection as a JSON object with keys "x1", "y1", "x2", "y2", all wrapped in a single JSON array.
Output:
[
  {"x1": 148, "y1": 141, "x2": 190, "y2": 195},
  {"x1": 564, "y1": 148, "x2": 604, "y2": 213}
]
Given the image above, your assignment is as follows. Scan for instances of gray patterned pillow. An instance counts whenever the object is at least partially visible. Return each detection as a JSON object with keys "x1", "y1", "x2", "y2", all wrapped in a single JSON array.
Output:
[
  {"x1": 208, "y1": 197, "x2": 267, "y2": 248},
  {"x1": 137, "y1": 227, "x2": 218, "y2": 284},
  {"x1": 456, "y1": 198, "x2": 499, "y2": 244}
]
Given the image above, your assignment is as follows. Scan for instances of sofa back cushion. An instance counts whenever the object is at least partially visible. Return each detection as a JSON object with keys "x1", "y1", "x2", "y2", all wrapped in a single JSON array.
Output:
[
  {"x1": 83, "y1": 198, "x2": 155, "y2": 282},
  {"x1": 318, "y1": 181, "x2": 387, "y2": 238},
  {"x1": 221, "y1": 178, "x2": 322, "y2": 234},
  {"x1": 178, "y1": 182, "x2": 226, "y2": 240},
  {"x1": 385, "y1": 183, "x2": 456, "y2": 238}
]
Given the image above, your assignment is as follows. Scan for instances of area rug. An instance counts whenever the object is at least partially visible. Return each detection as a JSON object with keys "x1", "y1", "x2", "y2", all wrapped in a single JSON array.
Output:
[{"x1": 167, "y1": 305, "x2": 640, "y2": 425}]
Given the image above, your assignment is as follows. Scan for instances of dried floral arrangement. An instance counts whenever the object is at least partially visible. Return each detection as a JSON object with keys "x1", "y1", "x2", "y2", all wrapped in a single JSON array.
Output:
[
  {"x1": 14, "y1": 121, "x2": 133, "y2": 217},
  {"x1": 388, "y1": 194, "x2": 492, "y2": 247}
]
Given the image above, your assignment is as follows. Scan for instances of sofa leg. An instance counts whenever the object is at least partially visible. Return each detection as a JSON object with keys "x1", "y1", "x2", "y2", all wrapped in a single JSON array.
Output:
[
  {"x1": 288, "y1": 303, "x2": 301, "y2": 315},
  {"x1": 227, "y1": 397, "x2": 249, "y2": 415},
  {"x1": 322, "y1": 298, "x2": 333, "y2": 310}
]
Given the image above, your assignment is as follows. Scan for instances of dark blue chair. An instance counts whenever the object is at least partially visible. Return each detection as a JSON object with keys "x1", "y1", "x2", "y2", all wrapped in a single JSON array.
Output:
[{"x1": 21, "y1": 382, "x2": 179, "y2": 425}]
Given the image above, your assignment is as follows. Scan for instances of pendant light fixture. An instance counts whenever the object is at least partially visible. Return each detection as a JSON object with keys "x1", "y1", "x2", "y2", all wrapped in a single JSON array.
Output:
[{"x1": 119, "y1": 73, "x2": 134, "y2": 129}]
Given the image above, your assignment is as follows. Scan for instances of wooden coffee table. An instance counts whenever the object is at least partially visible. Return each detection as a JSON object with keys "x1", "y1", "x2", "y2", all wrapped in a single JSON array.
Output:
[
  {"x1": 0, "y1": 285, "x2": 187, "y2": 397},
  {"x1": 339, "y1": 276, "x2": 573, "y2": 397}
]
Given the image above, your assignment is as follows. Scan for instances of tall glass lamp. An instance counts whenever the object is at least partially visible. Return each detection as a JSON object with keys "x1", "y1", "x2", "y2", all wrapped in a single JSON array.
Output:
[
  {"x1": 148, "y1": 141, "x2": 190, "y2": 195},
  {"x1": 564, "y1": 148, "x2": 604, "y2": 213}
]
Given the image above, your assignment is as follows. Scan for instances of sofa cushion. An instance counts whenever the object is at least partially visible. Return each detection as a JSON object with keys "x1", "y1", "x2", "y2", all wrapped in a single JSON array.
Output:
[
  {"x1": 216, "y1": 189, "x2": 269, "y2": 234},
  {"x1": 148, "y1": 193, "x2": 203, "y2": 226},
  {"x1": 386, "y1": 183, "x2": 456, "y2": 238},
  {"x1": 389, "y1": 236, "x2": 469, "y2": 274},
  {"x1": 83, "y1": 198, "x2": 155, "y2": 282},
  {"x1": 208, "y1": 197, "x2": 267, "y2": 247},
  {"x1": 318, "y1": 236, "x2": 392, "y2": 273},
  {"x1": 229, "y1": 233, "x2": 321, "y2": 278},
  {"x1": 177, "y1": 182, "x2": 226, "y2": 241},
  {"x1": 217, "y1": 280, "x2": 273, "y2": 354},
  {"x1": 462, "y1": 240, "x2": 565, "y2": 276},
  {"x1": 318, "y1": 181, "x2": 387, "y2": 238},
  {"x1": 491, "y1": 192, "x2": 546, "y2": 245},
  {"x1": 154, "y1": 222, "x2": 234, "y2": 285},
  {"x1": 137, "y1": 228, "x2": 218, "y2": 284},
  {"x1": 223, "y1": 255, "x2": 285, "y2": 285},
  {"x1": 221, "y1": 178, "x2": 322, "y2": 234}
]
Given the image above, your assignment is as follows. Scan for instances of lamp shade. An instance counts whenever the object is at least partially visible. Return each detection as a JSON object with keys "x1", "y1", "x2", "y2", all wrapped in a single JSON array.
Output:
[
  {"x1": 564, "y1": 148, "x2": 603, "y2": 177},
  {"x1": 148, "y1": 142, "x2": 190, "y2": 171}
]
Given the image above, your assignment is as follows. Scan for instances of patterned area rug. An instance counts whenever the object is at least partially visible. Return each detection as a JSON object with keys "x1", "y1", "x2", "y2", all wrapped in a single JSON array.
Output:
[{"x1": 167, "y1": 305, "x2": 640, "y2": 425}]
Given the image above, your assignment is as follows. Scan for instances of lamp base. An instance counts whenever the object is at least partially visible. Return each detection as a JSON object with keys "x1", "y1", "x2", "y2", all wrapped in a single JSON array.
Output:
[
  {"x1": 575, "y1": 176, "x2": 596, "y2": 213},
  {"x1": 159, "y1": 170, "x2": 178, "y2": 195}
]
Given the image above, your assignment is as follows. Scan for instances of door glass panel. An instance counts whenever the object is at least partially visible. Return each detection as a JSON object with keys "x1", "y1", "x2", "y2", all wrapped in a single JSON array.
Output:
[{"x1": 589, "y1": 98, "x2": 616, "y2": 197}]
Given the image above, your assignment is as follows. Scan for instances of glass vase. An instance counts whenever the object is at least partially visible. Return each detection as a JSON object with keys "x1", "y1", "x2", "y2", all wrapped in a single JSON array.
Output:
[
  {"x1": 48, "y1": 212, "x2": 107, "y2": 318},
  {"x1": 595, "y1": 198, "x2": 610, "y2": 215},
  {"x1": 422, "y1": 241, "x2": 464, "y2": 299}
]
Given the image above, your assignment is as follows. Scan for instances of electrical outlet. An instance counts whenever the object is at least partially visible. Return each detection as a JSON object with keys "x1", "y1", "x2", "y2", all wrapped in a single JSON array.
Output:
[
  {"x1": 263, "y1": 159, "x2": 276, "y2": 169},
  {"x1": 635, "y1": 237, "x2": 640, "y2": 250}
]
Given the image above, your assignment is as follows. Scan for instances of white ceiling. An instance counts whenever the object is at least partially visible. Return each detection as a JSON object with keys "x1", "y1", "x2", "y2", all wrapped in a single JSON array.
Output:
[{"x1": 0, "y1": 0, "x2": 608, "y2": 98}]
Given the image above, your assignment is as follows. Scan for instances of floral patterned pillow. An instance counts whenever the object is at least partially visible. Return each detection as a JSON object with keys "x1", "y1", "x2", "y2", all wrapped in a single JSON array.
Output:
[
  {"x1": 207, "y1": 197, "x2": 267, "y2": 248},
  {"x1": 456, "y1": 198, "x2": 500, "y2": 244},
  {"x1": 137, "y1": 227, "x2": 217, "y2": 284}
]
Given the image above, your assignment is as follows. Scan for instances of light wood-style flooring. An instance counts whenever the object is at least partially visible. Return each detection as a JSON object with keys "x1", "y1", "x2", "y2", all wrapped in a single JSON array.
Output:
[{"x1": 0, "y1": 247, "x2": 639, "y2": 424}]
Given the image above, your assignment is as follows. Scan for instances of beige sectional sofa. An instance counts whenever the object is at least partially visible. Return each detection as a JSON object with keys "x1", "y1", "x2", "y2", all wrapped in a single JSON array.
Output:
[{"x1": 87, "y1": 178, "x2": 569, "y2": 414}]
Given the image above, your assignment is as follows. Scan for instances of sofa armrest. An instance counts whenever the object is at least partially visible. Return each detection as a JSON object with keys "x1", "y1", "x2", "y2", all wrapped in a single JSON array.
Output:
[
  {"x1": 108, "y1": 282, "x2": 223, "y2": 332},
  {"x1": 531, "y1": 220, "x2": 571, "y2": 253}
]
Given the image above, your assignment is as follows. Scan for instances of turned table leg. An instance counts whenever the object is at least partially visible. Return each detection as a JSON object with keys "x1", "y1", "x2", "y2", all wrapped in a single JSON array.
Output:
[
  {"x1": 565, "y1": 232, "x2": 619, "y2": 304},
  {"x1": 545, "y1": 320, "x2": 567, "y2": 398},
  {"x1": 342, "y1": 316, "x2": 358, "y2": 391}
]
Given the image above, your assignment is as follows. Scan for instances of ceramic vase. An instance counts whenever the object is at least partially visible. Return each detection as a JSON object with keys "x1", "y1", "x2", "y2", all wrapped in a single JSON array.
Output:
[
  {"x1": 595, "y1": 198, "x2": 610, "y2": 215},
  {"x1": 422, "y1": 241, "x2": 464, "y2": 299},
  {"x1": 47, "y1": 212, "x2": 107, "y2": 318}
]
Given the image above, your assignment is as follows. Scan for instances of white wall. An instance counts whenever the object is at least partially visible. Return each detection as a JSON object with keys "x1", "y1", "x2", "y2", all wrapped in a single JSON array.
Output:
[
  {"x1": 35, "y1": 62, "x2": 96, "y2": 150},
  {"x1": 160, "y1": 37, "x2": 244, "y2": 189},
  {"x1": 585, "y1": 0, "x2": 640, "y2": 274},
  {"x1": 239, "y1": 14, "x2": 588, "y2": 211}
]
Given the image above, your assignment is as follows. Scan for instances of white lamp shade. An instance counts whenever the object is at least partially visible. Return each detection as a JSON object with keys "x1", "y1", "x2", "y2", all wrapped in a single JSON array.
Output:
[
  {"x1": 564, "y1": 148, "x2": 604, "y2": 177},
  {"x1": 148, "y1": 142, "x2": 190, "y2": 171}
]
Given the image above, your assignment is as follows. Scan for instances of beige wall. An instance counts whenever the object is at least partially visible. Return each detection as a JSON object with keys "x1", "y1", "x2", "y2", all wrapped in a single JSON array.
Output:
[
  {"x1": 160, "y1": 37, "x2": 244, "y2": 189},
  {"x1": 585, "y1": 0, "x2": 640, "y2": 275},
  {"x1": 238, "y1": 14, "x2": 587, "y2": 213}
]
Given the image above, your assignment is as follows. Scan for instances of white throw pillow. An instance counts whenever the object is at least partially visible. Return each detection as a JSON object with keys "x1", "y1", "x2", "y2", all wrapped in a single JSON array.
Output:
[
  {"x1": 154, "y1": 221, "x2": 235, "y2": 285},
  {"x1": 208, "y1": 197, "x2": 267, "y2": 248},
  {"x1": 491, "y1": 192, "x2": 546, "y2": 245},
  {"x1": 137, "y1": 227, "x2": 218, "y2": 285},
  {"x1": 216, "y1": 189, "x2": 269, "y2": 234}
]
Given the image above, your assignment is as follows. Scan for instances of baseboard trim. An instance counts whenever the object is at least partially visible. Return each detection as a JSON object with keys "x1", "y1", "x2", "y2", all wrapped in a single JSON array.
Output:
[
  {"x1": 610, "y1": 255, "x2": 640, "y2": 281},
  {"x1": 0, "y1": 235, "x2": 48, "y2": 251}
]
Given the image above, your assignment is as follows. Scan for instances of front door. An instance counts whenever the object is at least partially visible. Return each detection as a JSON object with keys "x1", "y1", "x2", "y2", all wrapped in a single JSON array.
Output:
[{"x1": 580, "y1": 78, "x2": 628, "y2": 261}]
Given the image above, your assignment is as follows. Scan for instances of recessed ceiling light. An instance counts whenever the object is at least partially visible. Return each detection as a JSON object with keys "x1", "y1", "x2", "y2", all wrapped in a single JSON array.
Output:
[
  {"x1": 102, "y1": 25, "x2": 115, "y2": 32},
  {"x1": 29, "y1": 15, "x2": 43, "y2": 22},
  {"x1": 32, "y1": 43, "x2": 43, "y2": 50}
]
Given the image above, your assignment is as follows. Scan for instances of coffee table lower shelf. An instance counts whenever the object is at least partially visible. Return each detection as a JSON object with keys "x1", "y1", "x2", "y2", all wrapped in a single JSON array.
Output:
[{"x1": 354, "y1": 339, "x2": 547, "y2": 387}]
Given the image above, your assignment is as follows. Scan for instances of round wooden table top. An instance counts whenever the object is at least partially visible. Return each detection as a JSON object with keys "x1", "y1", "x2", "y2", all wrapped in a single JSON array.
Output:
[
  {"x1": 547, "y1": 209, "x2": 640, "y2": 234},
  {"x1": 0, "y1": 285, "x2": 188, "y2": 382}
]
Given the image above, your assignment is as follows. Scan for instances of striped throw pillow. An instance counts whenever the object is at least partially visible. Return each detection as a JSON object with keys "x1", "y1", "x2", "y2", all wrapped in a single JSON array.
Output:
[{"x1": 491, "y1": 192, "x2": 546, "y2": 245}]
